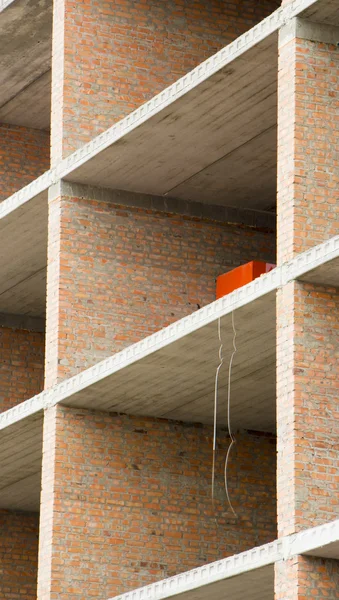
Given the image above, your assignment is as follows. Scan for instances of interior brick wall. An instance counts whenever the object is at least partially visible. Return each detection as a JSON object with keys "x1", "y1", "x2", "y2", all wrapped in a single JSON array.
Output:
[
  {"x1": 275, "y1": 556, "x2": 339, "y2": 600},
  {"x1": 38, "y1": 406, "x2": 276, "y2": 600},
  {"x1": 52, "y1": 0, "x2": 280, "y2": 162},
  {"x1": 45, "y1": 193, "x2": 276, "y2": 387},
  {"x1": 0, "y1": 124, "x2": 50, "y2": 202},
  {"x1": 277, "y1": 281, "x2": 339, "y2": 537},
  {"x1": 277, "y1": 32, "x2": 339, "y2": 264},
  {"x1": 0, "y1": 327, "x2": 45, "y2": 413},
  {"x1": 0, "y1": 509, "x2": 39, "y2": 600}
]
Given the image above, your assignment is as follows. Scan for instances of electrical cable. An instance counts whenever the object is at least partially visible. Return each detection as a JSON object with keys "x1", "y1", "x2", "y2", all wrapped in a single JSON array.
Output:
[
  {"x1": 212, "y1": 312, "x2": 238, "y2": 518},
  {"x1": 224, "y1": 310, "x2": 237, "y2": 518},
  {"x1": 212, "y1": 316, "x2": 223, "y2": 505}
]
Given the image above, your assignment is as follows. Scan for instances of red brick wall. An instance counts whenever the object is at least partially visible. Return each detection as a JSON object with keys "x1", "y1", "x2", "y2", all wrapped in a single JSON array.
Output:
[
  {"x1": 0, "y1": 124, "x2": 50, "y2": 202},
  {"x1": 52, "y1": 0, "x2": 280, "y2": 162},
  {"x1": 275, "y1": 556, "x2": 339, "y2": 600},
  {"x1": 277, "y1": 23, "x2": 339, "y2": 540},
  {"x1": 0, "y1": 509, "x2": 39, "y2": 600},
  {"x1": 277, "y1": 282, "x2": 339, "y2": 537},
  {"x1": 38, "y1": 406, "x2": 276, "y2": 600},
  {"x1": 45, "y1": 194, "x2": 276, "y2": 387},
  {"x1": 277, "y1": 32, "x2": 339, "y2": 264},
  {"x1": 0, "y1": 327, "x2": 45, "y2": 413}
]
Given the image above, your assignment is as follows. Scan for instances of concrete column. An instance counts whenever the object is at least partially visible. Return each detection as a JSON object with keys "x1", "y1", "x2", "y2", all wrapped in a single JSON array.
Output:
[
  {"x1": 50, "y1": 0, "x2": 280, "y2": 164},
  {"x1": 276, "y1": 16, "x2": 339, "y2": 599},
  {"x1": 44, "y1": 181, "x2": 275, "y2": 387},
  {"x1": 37, "y1": 405, "x2": 276, "y2": 600}
]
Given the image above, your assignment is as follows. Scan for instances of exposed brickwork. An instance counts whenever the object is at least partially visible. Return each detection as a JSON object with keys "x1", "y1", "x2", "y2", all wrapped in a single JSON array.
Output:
[
  {"x1": 277, "y1": 30, "x2": 339, "y2": 264},
  {"x1": 51, "y1": 0, "x2": 280, "y2": 162},
  {"x1": 277, "y1": 20, "x2": 339, "y2": 544},
  {"x1": 277, "y1": 281, "x2": 339, "y2": 537},
  {"x1": 0, "y1": 509, "x2": 39, "y2": 600},
  {"x1": 275, "y1": 556, "x2": 339, "y2": 600},
  {"x1": 45, "y1": 193, "x2": 276, "y2": 387},
  {"x1": 38, "y1": 406, "x2": 276, "y2": 600},
  {"x1": 0, "y1": 327, "x2": 45, "y2": 413},
  {"x1": 0, "y1": 124, "x2": 50, "y2": 202}
]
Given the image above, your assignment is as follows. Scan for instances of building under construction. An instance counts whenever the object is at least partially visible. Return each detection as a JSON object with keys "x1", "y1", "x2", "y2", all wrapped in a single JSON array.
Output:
[{"x1": 0, "y1": 0, "x2": 338, "y2": 598}]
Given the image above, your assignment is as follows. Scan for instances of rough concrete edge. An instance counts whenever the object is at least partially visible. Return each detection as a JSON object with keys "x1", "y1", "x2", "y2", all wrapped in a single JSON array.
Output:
[
  {"x1": 107, "y1": 520, "x2": 339, "y2": 600},
  {"x1": 0, "y1": 169, "x2": 53, "y2": 222},
  {"x1": 0, "y1": 266, "x2": 281, "y2": 432},
  {"x1": 109, "y1": 540, "x2": 283, "y2": 600},
  {"x1": 52, "y1": 180, "x2": 276, "y2": 230},
  {"x1": 286, "y1": 519, "x2": 339, "y2": 558},
  {"x1": 283, "y1": 235, "x2": 339, "y2": 282},
  {"x1": 0, "y1": 393, "x2": 44, "y2": 431},
  {"x1": 0, "y1": 0, "x2": 15, "y2": 12}
]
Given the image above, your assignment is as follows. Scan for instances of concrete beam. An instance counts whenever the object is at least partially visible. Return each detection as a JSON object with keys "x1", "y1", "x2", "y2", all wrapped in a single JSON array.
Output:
[
  {"x1": 106, "y1": 520, "x2": 339, "y2": 600},
  {"x1": 50, "y1": 180, "x2": 276, "y2": 230},
  {"x1": 280, "y1": 16, "x2": 339, "y2": 45},
  {"x1": 0, "y1": 313, "x2": 45, "y2": 332},
  {"x1": 0, "y1": 233, "x2": 338, "y2": 436}
]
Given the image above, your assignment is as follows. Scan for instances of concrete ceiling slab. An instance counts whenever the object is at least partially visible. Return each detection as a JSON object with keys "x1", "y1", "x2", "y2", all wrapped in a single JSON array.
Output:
[
  {"x1": 64, "y1": 292, "x2": 277, "y2": 432},
  {"x1": 0, "y1": 190, "x2": 48, "y2": 317},
  {"x1": 299, "y1": 256, "x2": 339, "y2": 288},
  {"x1": 301, "y1": 0, "x2": 339, "y2": 26},
  {"x1": 287, "y1": 236, "x2": 339, "y2": 289},
  {"x1": 62, "y1": 33, "x2": 278, "y2": 212},
  {"x1": 0, "y1": 70, "x2": 51, "y2": 130},
  {"x1": 0, "y1": 0, "x2": 52, "y2": 130},
  {"x1": 0, "y1": 412, "x2": 42, "y2": 511}
]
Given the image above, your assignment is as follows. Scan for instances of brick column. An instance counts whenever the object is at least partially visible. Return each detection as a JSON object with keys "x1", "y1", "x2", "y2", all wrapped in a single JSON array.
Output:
[
  {"x1": 277, "y1": 18, "x2": 339, "y2": 264},
  {"x1": 275, "y1": 557, "x2": 339, "y2": 600},
  {"x1": 51, "y1": 0, "x2": 279, "y2": 163},
  {"x1": 276, "y1": 17, "x2": 339, "y2": 600},
  {"x1": 37, "y1": 405, "x2": 276, "y2": 600}
]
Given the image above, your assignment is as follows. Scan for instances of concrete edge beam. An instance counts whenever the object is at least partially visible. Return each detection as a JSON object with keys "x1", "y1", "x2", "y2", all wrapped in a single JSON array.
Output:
[
  {"x1": 288, "y1": 519, "x2": 339, "y2": 558},
  {"x1": 0, "y1": 0, "x2": 15, "y2": 11},
  {"x1": 49, "y1": 180, "x2": 276, "y2": 230},
  {"x1": 0, "y1": 233, "x2": 338, "y2": 433},
  {"x1": 0, "y1": 313, "x2": 45, "y2": 332},
  {"x1": 0, "y1": 265, "x2": 281, "y2": 432},
  {"x1": 284, "y1": 235, "x2": 339, "y2": 282},
  {"x1": 280, "y1": 16, "x2": 339, "y2": 45},
  {"x1": 109, "y1": 540, "x2": 283, "y2": 600},
  {"x1": 0, "y1": 170, "x2": 53, "y2": 222},
  {"x1": 106, "y1": 519, "x2": 339, "y2": 600}
]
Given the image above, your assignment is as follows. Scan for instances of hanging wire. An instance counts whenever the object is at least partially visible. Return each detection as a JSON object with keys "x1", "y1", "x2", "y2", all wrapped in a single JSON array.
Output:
[
  {"x1": 212, "y1": 312, "x2": 238, "y2": 518},
  {"x1": 224, "y1": 310, "x2": 237, "y2": 517},
  {"x1": 212, "y1": 316, "x2": 223, "y2": 505}
]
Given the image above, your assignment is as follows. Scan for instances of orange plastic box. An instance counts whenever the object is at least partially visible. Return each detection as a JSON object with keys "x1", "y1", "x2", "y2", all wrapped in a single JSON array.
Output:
[{"x1": 216, "y1": 261, "x2": 276, "y2": 300}]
